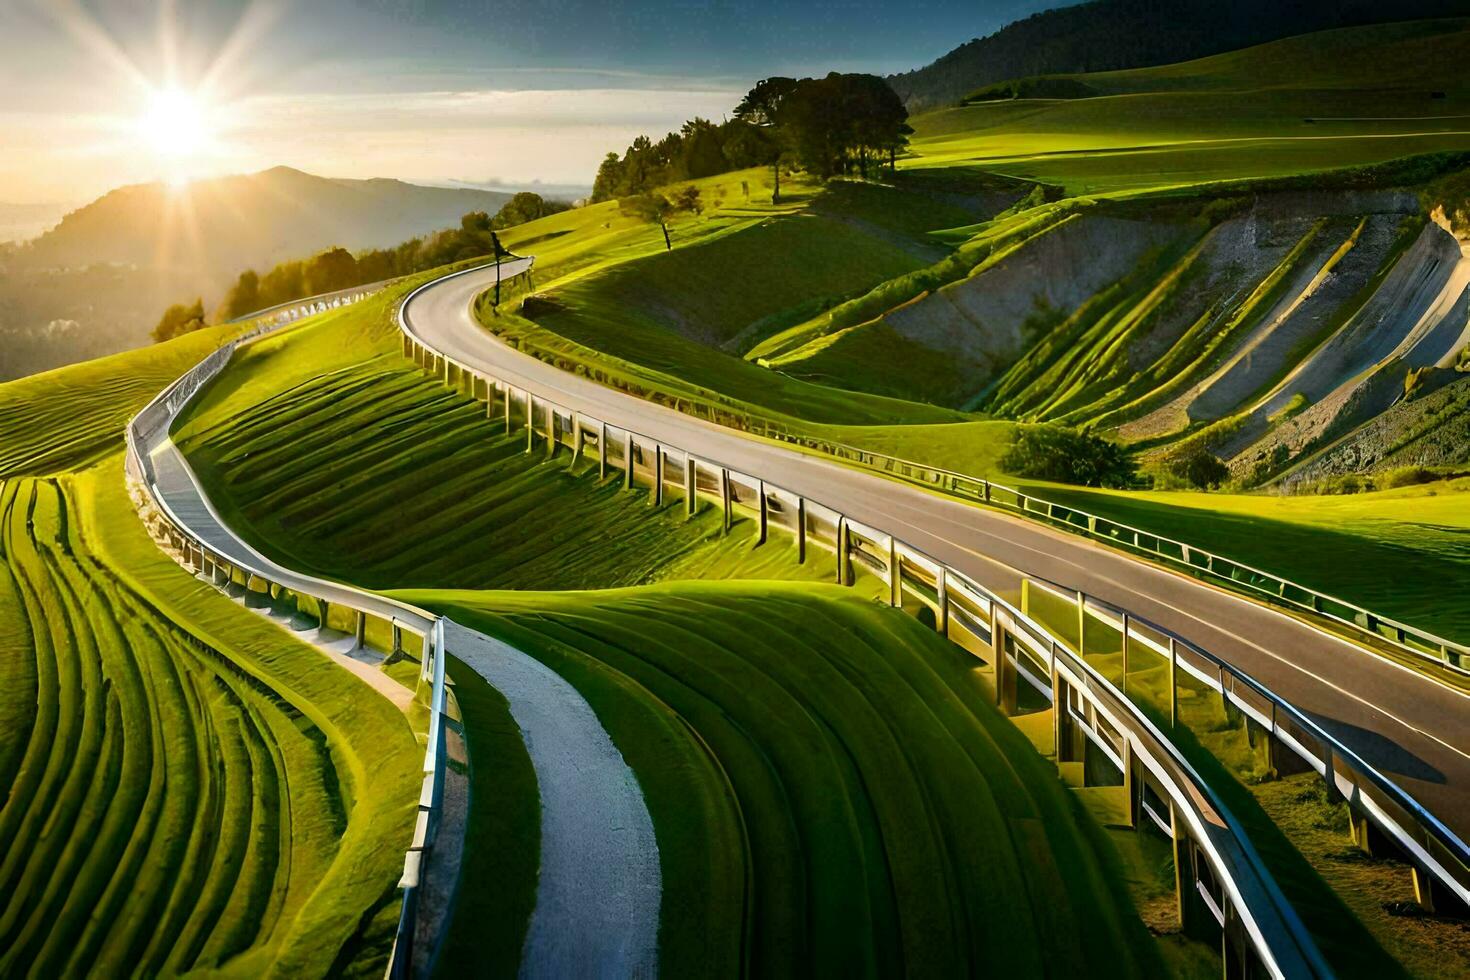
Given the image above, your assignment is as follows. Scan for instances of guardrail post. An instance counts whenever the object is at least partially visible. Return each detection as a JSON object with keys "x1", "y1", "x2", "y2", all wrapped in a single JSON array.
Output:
[
  {"x1": 757, "y1": 481, "x2": 768, "y2": 544},
  {"x1": 835, "y1": 517, "x2": 847, "y2": 584},
  {"x1": 1121, "y1": 612, "x2": 1131, "y2": 694},
  {"x1": 354, "y1": 611, "x2": 367, "y2": 650},
  {"x1": 654, "y1": 446, "x2": 664, "y2": 506},
  {"x1": 796, "y1": 497, "x2": 807, "y2": 563},
  {"x1": 1076, "y1": 590, "x2": 1086, "y2": 657},
  {"x1": 938, "y1": 567, "x2": 949, "y2": 636},
  {"x1": 993, "y1": 621, "x2": 1015, "y2": 712},
  {"x1": 625, "y1": 433, "x2": 635, "y2": 489},
  {"x1": 545, "y1": 403, "x2": 556, "y2": 457},
  {"x1": 526, "y1": 395, "x2": 536, "y2": 452},
  {"x1": 685, "y1": 457, "x2": 697, "y2": 515},
  {"x1": 888, "y1": 537, "x2": 901, "y2": 606},
  {"x1": 721, "y1": 468, "x2": 732, "y2": 531},
  {"x1": 1170, "y1": 801, "x2": 1195, "y2": 934},
  {"x1": 600, "y1": 423, "x2": 609, "y2": 480},
  {"x1": 1168, "y1": 637, "x2": 1179, "y2": 728},
  {"x1": 1322, "y1": 746, "x2": 1342, "y2": 804},
  {"x1": 392, "y1": 623, "x2": 404, "y2": 658},
  {"x1": 504, "y1": 384, "x2": 512, "y2": 428},
  {"x1": 572, "y1": 413, "x2": 583, "y2": 462}
]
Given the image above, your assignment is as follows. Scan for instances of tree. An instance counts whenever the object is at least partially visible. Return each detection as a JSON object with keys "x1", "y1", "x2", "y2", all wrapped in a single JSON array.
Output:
[
  {"x1": 305, "y1": 246, "x2": 359, "y2": 295},
  {"x1": 1000, "y1": 425, "x2": 1136, "y2": 488},
  {"x1": 681, "y1": 118, "x2": 728, "y2": 179},
  {"x1": 258, "y1": 260, "x2": 304, "y2": 307},
  {"x1": 216, "y1": 269, "x2": 260, "y2": 320},
  {"x1": 734, "y1": 76, "x2": 798, "y2": 201},
  {"x1": 152, "y1": 298, "x2": 205, "y2": 343},
  {"x1": 620, "y1": 192, "x2": 677, "y2": 250},
  {"x1": 671, "y1": 185, "x2": 703, "y2": 217},
  {"x1": 461, "y1": 210, "x2": 492, "y2": 234},
  {"x1": 1168, "y1": 450, "x2": 1231, "y2": 490},
  {"x1": 493, "y1": 192, "x2": 557, "y2": 229},
  {"x1": 592, "y1": 152, "x2": 625, "y2": 203}
]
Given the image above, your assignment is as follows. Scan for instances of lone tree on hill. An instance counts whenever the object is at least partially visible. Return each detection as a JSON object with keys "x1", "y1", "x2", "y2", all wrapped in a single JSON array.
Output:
[
  {"x1": 620, "y1": 187, "x2": 703, "y2": 250},
  {"x1": 621, "y1": 192, "x2": 678, "y2": 250}
]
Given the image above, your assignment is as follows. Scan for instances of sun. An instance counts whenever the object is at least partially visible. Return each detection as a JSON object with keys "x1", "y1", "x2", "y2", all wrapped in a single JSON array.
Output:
[{"x1": 139, "y1": 88, "x2": 211, "y2": 156}]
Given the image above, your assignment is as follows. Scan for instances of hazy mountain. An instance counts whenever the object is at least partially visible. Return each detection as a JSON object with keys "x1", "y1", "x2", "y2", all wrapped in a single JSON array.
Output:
[
  {"x1": 22, "y1": 166, "x2": 512, "y2": 282},
  {"x1": 0, "y1": 202, "x2": 74, "y2": 245},
  {"x1": 890, "y1": 0, "x2": 1470, "y2": 112},
  {"x1": 1, "y1": 167, "x2": 513, "y2": 382}
]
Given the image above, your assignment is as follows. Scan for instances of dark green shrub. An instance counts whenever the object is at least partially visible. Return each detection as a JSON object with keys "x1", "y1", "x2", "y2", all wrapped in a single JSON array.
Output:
[
  {"x1": 1168, "y1": 449, "x2": 1231, "y2": 490},
  {"x1": 1001, "y1": 425, "x2": 1136, "y2": 488}
]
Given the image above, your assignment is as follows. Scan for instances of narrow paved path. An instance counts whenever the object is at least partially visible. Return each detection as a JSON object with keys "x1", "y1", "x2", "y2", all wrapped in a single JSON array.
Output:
[
  {"x1": 446, "y1": 623, "x2": 661, "y2": 978},
  {"x1": 405, "y1": 259, "x2": 1470, "y2": 843},
  {"x1": 144, "y1": 380, "x2": 662, "y2": 974}
]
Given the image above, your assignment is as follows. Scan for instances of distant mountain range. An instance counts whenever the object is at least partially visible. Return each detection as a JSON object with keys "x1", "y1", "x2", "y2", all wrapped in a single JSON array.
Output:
[
  {"x1": 1, "y1": 167, "x2": 514, "y2": 381},
  {"x1": 21, "y1": 166, "x2": 513, "y2": 283},
  {"x1": 890, "y1": 0, "x2": 1470, "y2": 111}
]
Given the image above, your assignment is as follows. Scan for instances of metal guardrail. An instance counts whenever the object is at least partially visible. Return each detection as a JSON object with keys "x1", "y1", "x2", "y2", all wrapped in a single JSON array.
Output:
[
  {"x1": 123, "y1": 279, "x2": 456, "y2": 980},
  {"x1": 1025, "y1": 576, "x2": 1470, "y2": 918},
  {"x1": 489, "y1": 312, "x2": 1468, "y2": 678},
  {"x1": 404, "y1": 270, "x2": 1350, "y2": 977}
]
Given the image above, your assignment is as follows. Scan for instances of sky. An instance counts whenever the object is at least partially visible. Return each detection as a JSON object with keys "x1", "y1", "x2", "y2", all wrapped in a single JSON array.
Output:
[{"x1": 0, "y1": 0, "x2": 1064, "y2": 206}]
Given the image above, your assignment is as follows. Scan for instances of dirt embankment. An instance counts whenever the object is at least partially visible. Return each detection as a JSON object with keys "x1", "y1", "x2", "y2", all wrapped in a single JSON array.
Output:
[
  {"x1": 1229, "y1": 215, "x2": 1470, "y2": 479},
  {"x1": 881, "y1": 214, "x2": 1185, "y2": 385},
  {"x1": 1283, "y1": 373, "x2": 1470, "y2": 482}
]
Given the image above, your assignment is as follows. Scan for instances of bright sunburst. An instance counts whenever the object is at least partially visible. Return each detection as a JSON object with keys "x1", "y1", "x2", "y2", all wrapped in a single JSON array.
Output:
[{"x1": 139, "y1": 88, "x2": 212, "y2": 157}]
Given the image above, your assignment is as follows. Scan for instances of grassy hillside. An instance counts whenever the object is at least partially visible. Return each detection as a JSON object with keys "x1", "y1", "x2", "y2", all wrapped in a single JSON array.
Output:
[
  {"x1": 480, "y1": 167, "x2": 1015, "y2": 425},
  {"x1": 170, "y1": 291, "x2": 1194, "y2": 974},
  {"x1": 907, "y1": 19, "x2": 1470, "y2": 194},
  {"x1": 0, "y1": 334, "x2": 421, "y2": 976},
  {"x1": 405, "y1": 583, "x2": 1165, "y2": 978},
  {"x1": 888, "y1": 0, "x2": 1470, "y2": 111},
  {"x1": 1033, "y1": 477, "x2": 1470, "y2": 641}
]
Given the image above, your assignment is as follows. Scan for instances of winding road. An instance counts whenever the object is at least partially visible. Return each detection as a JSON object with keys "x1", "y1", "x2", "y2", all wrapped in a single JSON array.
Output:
[
  {"x1": 138, "y1": 328, "x2": 663, "y2": 977},
  {"x1": 405, "y1": 258, "x2": 1470, "y2": 844}
]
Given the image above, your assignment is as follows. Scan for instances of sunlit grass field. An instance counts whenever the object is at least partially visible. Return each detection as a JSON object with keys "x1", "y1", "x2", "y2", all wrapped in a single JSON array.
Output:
[
  {"x1": 171, "y1": 294, "x2": 1184, "y2": 974},
  {"x1": 0, "y1": 333, "x2": 421, "y2": 977},
  {"x1": 407, "y1": 583, "x2": 1166, "y2": 977},
  {"x1": 904, "y1": 18, "x2": 1470, "y2": 194}
]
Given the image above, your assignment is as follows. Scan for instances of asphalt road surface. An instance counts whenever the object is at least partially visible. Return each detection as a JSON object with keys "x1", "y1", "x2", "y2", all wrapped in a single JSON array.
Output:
[{"x1": 405, "y1": 259, "x2": 1470, "y2": 844}]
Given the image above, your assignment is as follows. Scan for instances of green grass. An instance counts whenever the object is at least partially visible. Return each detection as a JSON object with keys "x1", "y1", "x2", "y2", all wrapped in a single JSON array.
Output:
[
  {"x1": 1022, "y1": 583, "x2": 1405, "y2": 978},
  {"x1": 0, "y1": 323, "x2": 236, "y2": 478},
  {"x1": 403, "y1": 582, "x2": 1166, "y2": 977},
  {"x1": 170, "y1": 291, "x2": 1193, "y2": 974},
  {"x1": 176, "y1": 341, "x2": 863, "y2": 594},
  {"x1": 906, "y1": 19, "x2": 1470, "y2": 195},
  {"x1": 433, "y1": 659, "x2": 539, "y2": 978},
  {"x1": 0, "y1": 322, "x2": 422, "y2": 977},
  {"x1": 1030, "y1": 478, "x2": 1470, "y2": 643}
]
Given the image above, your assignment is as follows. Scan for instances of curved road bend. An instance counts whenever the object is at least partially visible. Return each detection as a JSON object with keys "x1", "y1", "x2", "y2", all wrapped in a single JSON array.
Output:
[
  {"x1": 406, "y1": 260, "x2": 1470, "y2": 841},
  {"x1": 146, "y1": 411, "x2": 661, "y2": 975}
]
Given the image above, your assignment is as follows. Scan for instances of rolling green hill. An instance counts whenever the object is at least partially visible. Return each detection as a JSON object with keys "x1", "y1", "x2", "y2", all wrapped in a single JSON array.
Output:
[
  {"x1": 888, "y1": 0, "x2": 1470, "y2": 112},
  {"x1": 169, "y1": 285, "x2": 1191, "y2": 975},
  {"x1": 0, "y1": 332, "x2": 421, "y2": 976},
  {"x1": 907, "y1": 18, "x2": 1470, "y2": 193}
]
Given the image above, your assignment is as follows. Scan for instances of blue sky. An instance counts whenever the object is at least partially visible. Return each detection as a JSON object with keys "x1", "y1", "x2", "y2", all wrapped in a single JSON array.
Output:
[{"x1": 0, "y1": 0, "x2": 1064, "y2": 204}]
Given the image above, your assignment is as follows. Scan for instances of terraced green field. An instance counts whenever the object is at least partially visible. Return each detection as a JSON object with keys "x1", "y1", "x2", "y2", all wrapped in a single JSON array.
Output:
[
  {"x1": 0, "y1": 332, "x2": 421, "y2": 977},
  {"x1": 408, "y1": 583, "x2": 1165, "y2": 977}
]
